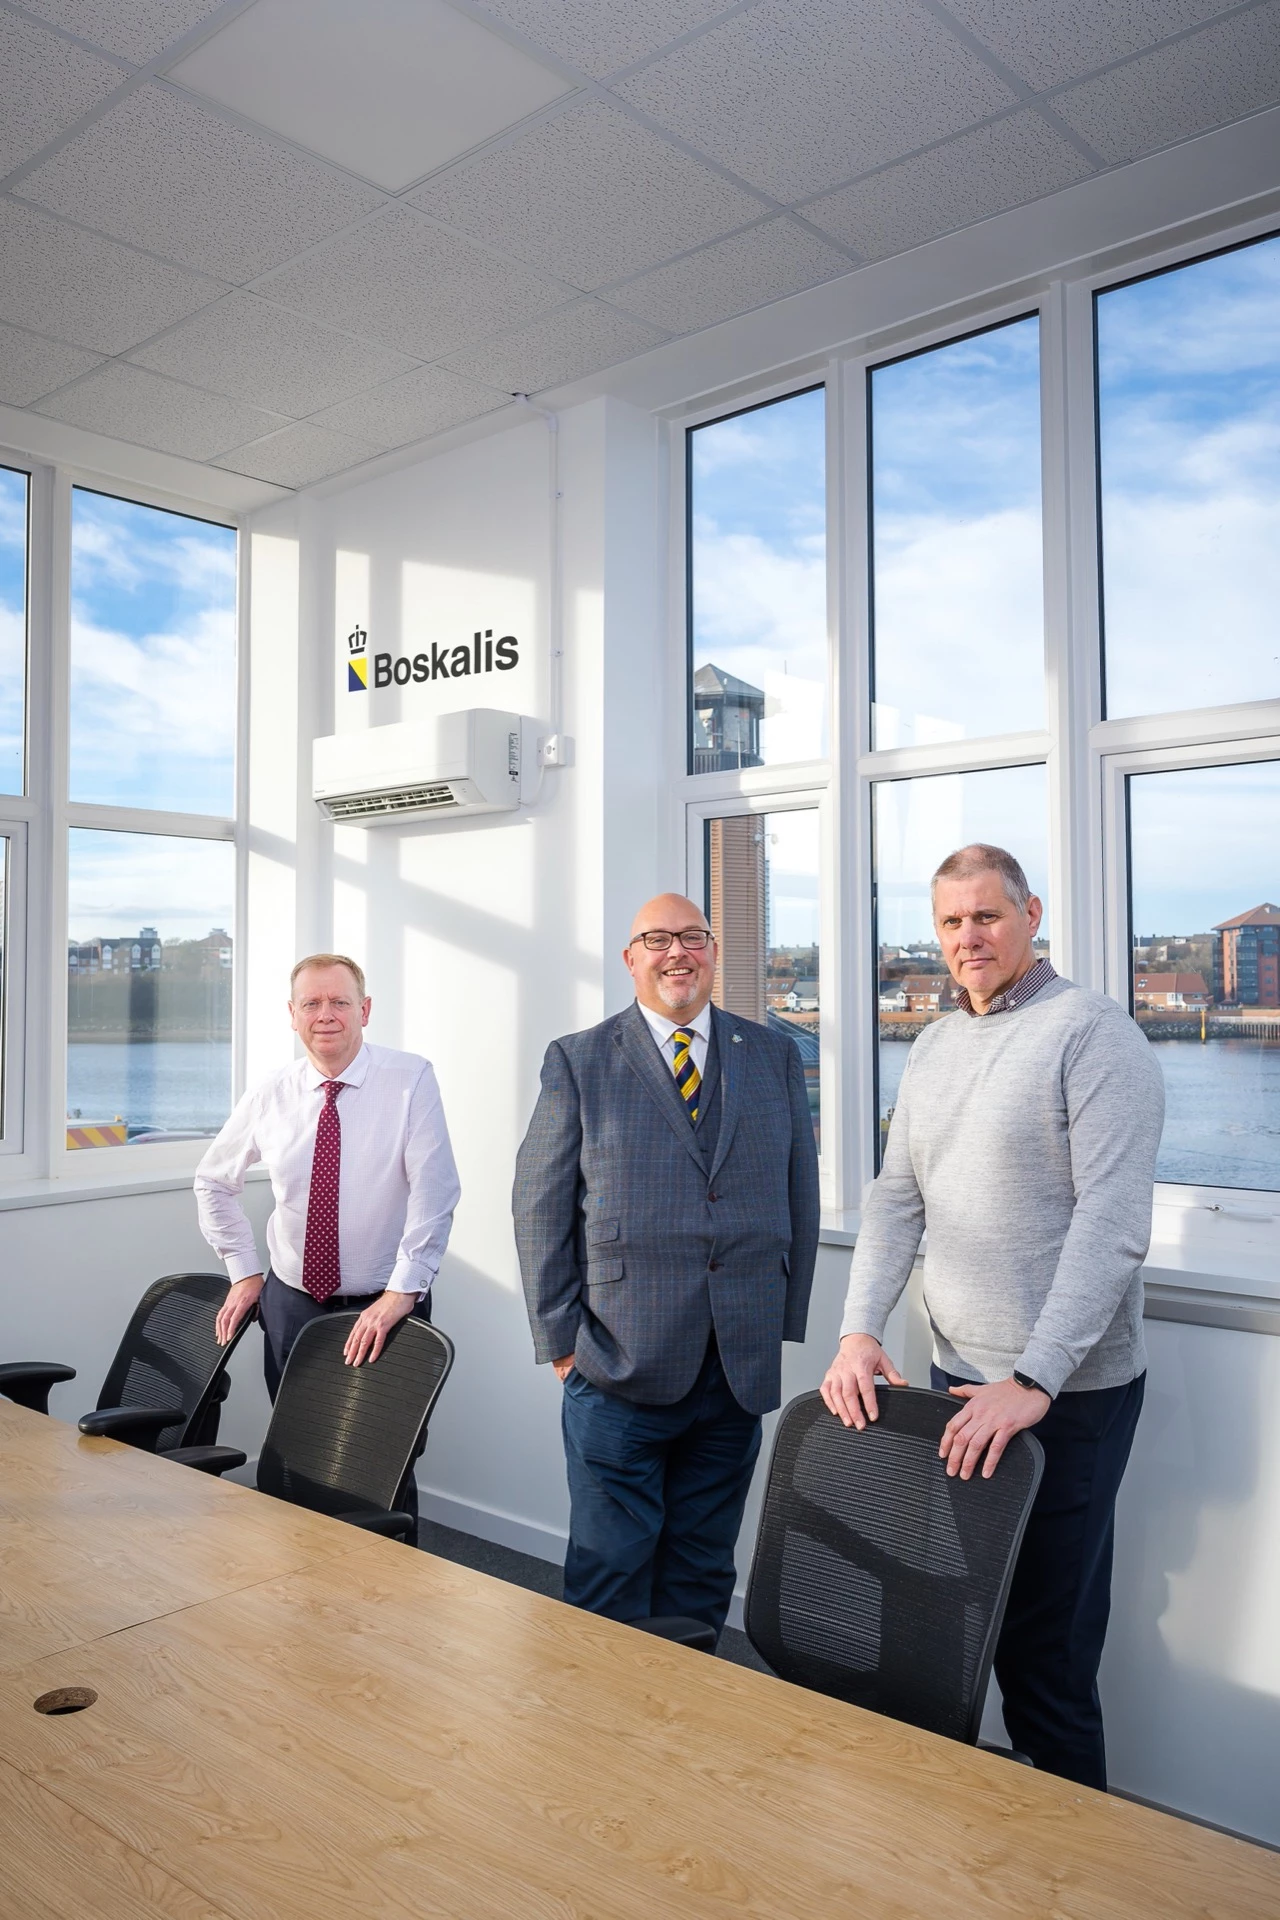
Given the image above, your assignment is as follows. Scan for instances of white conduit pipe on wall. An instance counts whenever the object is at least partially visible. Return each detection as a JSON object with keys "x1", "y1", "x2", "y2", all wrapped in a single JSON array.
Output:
[{"x1": 514, "y1": 394, "x2": 569, "y2": 766}]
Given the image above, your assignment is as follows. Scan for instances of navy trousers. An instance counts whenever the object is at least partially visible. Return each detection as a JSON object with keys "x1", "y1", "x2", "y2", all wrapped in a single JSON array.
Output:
[
  {"x1": 259, "y1": 1271, "x2": 432, "y2": 1522},
  {"x1": 561, "y1": 1340, "x2": 762, "y2": 1636},
  {"x1": 933, "y1": 1364, "x2": 1145, "y2": 1790}
]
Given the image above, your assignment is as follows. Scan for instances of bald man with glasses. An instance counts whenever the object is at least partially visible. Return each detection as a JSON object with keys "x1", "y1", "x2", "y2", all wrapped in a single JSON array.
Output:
[{"x1": 514, "y1": 892, "x2": 819, "y2": 1637}]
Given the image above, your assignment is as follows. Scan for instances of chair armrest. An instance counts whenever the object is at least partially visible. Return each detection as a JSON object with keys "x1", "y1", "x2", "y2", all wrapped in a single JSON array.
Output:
[
  {"x1": 163, "y1": 1445, "x2": 248, "y2": 1476},
  {"x1": 336, "y1": 1509, "x2": 416, "y2": 1543},
  {"x1": 634, "y1": 1616, "x2": 718, "y2": 1654},
  {"x1": 0, "y1": 1362, "x2": 77, "y2": 1414},
  {"x1": 78, "y1": 1405, "x2": 186, "y2": 1450},
  {"x1": 978, "y1": 1740, "x2": 1034, "y2": 1767}
]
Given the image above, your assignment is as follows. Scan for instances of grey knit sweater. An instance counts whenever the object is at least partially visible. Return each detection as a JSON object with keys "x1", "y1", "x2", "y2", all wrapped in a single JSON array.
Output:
[{"x1": 841, "y1": 975, "x2": 1165, "y2": 1396}]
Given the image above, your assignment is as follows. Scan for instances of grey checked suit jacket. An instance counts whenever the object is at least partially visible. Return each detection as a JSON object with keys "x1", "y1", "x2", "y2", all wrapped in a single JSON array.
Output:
[{"x1": 512, "y1": 1001, "x2": 820, "y2": 1416}]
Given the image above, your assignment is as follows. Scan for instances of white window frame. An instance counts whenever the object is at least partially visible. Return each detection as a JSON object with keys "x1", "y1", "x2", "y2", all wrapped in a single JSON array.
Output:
[
  {"x1": 0, "y1": 445, "x2": 246, "y2": 1185},
  {"x1": 668, "y1": 204, "x2": 1280, "y2": 1285}
]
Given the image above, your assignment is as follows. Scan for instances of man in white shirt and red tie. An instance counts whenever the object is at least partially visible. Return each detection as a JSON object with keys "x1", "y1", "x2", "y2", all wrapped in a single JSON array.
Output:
[{"x1": 195, "y1": 954, "x2": 460, "y2": 1423}]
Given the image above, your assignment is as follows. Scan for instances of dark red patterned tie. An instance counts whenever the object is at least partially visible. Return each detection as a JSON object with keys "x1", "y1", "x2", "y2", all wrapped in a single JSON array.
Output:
[{"x1": 301, "y1": 1079, "x2": 345, "y2": 1302}]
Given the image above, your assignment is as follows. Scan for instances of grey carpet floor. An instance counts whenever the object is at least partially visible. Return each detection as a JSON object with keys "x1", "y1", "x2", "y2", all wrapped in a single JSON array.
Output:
[{"x1": 416, "y1": 1517, "x2": 771, "y2": 1674}]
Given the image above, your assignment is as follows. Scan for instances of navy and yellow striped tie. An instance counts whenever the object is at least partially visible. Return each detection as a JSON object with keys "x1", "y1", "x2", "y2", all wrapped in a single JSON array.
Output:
[{"x1": 671, "y1": 1027, "x2": 701, "y2": 1124}]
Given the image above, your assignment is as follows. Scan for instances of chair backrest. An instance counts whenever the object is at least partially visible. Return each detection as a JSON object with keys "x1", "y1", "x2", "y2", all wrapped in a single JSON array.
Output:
[
  {"x1": 96, "y1": 1272, "x2": 248, "y2": 1453},
  {"x1": 257, "y1": 1313, "x2": 454, "y2": 1520},
  {"x1": 744, "y1": 1387, "x2": 1043, "y2": 1745}
]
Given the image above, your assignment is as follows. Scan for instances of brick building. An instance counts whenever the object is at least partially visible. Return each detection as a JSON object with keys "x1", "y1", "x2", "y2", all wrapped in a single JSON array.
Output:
[{"x1": 1214, "y1": 904, "x2": 1280, "y2": 1008}]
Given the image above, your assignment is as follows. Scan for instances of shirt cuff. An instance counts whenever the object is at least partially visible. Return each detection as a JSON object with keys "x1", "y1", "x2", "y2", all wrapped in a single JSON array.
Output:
[
  {"x1": 225, "y1": 1251, "x2": 265, "y2": 1284},
  {"x1": 1014, "y1": 1342, "x2": 1070, "y2": 1399},
  {"x1": 387, "y1": 1257, "x2": 436, "y2": 1296}
]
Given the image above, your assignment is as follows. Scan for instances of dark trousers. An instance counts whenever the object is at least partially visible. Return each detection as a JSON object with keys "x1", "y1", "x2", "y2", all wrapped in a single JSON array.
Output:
[
  {"x1": 933, "y1": 1364, "x2": 1145, "y2": 1790},
  {"x1": 259, "y1": 1271, "x2": 432, "y2": 1522},
  {"x1": 561, "y1": 1340, "x2": 762, "y2": 1637}
]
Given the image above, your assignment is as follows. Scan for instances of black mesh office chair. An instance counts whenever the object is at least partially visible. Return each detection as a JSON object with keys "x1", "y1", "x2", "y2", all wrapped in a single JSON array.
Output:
[
  {"x1": 1, "y1": 1272, "x2": 249, "y2": 1452},
  {"x1": 744, "y1": 1388, "x2": 1043, "y2": 1749},
  {"x1": 172, "y1": 1311, "x2": 455, "y2": 1544}
]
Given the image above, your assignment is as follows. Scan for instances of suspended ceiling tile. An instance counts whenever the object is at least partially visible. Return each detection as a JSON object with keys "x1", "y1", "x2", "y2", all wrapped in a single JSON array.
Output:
[
  {"x1": 0, "y1": 322, "x2": 101, "y2": 406},
  {"x1": 412, "y1": 99, "x2": 767, "y2": 291},
  {"x1": 441, "y1": 300, "x2": 665, "y2": 394},
  {"x1": 15, "y1": 84, "x2": 383, "y2": 282},
  {"x1": 610, "y1": 217, "x2": 851, "y2": 334},
  {"x1": 805, "y1": 111, "x2": 1094, "y2": 260},
  {"x1": 477, "y1": 0, "x2": 734, "y2": 78},
  {"x1": 258, "y1": 203, "x2": 570, "y2": 360},
  {"x1": 0, "y1": 199, "x2": 226, "y2": 354},
  {"x1": 212, "y1": 421, "x2": 382, "y2": 488},
  {"x1": 19, "y1": 1, "x2": 229, "y2": 64},
  {"x1": 166, "y1": 0, "x2": 574, "y2": 194},
  {"x1": 128, "y1": 291, "x2": 419, "y2": 417},
  {"x1": 312, "y1": 364, "x2": 511, "y2": 448},
  {"x1": 616, "y1": 0, "x2": 1016, "y2": 203},
  {"x1": 34, "y1": 360, "x2": 287, "y2": 460},
  {"x1": 939, "y1": 0, "x2": 1237, "y2": 94},
  {"x1": 0, "y1": 14, "x2": 125, "y2": 178},
  {"x1": 1053, "y1": 4, "x2": 1280, "y2": 164}
]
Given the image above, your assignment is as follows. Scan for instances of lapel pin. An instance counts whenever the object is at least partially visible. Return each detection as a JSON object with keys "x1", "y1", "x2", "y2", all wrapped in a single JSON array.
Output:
[{"x1": 732, "y1": 1033, "x2": 743, "y2": 1044}]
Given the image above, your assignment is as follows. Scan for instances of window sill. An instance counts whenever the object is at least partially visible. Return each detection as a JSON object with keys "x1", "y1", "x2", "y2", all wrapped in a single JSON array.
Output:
[{"x1": 0, "y1": 1164, "x2": 270, "y2": 1213}]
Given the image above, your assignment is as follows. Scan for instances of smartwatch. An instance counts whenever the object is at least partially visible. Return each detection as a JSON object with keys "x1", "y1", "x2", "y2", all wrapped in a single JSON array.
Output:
[{"x1": 1013, "y1": 1370, "x2": 1049, "y2": 1397}]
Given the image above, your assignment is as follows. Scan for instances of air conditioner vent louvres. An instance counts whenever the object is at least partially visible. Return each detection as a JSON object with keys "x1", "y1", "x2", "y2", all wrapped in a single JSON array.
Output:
[
  {"x1": 311, "y1": 711, "x2": 542, "y2": 826},
  {"x1": 322, "y1": 783, "x2": 458, "y2": 821}
]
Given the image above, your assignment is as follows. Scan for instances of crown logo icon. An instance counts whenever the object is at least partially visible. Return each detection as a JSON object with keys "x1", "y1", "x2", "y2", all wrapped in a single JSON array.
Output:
[{"x1": 347, "y1": 625, "x2": 367, "y2": 655}]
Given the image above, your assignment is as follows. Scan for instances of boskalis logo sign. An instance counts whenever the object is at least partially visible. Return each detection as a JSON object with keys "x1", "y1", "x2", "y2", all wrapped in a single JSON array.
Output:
[{"x1": 346, "y1": 624, "x2": 518, "y2": 691}]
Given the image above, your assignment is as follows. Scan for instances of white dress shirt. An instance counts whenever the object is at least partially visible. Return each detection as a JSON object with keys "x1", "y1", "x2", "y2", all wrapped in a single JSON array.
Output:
[
  {"x1": 194, "y1": 1043, "x2": 460, "y2": 1297},
  {"x1": 637, "y1": 999, "x2": 712, "y2": 1082}
]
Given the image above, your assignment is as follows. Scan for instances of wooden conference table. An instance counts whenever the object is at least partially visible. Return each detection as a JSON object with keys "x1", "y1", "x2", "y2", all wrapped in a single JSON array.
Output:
[{"x1": 1, "y1": 1398, "x2": 1276, "y2": 1920}]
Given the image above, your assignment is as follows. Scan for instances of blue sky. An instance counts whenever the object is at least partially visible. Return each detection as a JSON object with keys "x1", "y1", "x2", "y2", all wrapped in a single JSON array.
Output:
[
  {"x1": 70, "y1": 488, "x2": 238, "y2": 814},
  {"x1": 1098, "y1": 233, "x2": 1280, "y2": 717},
  {"x1": 1129, "y1": 760, "x2": 1280, "y2": 940},
  {"x1": 690, "y1": 386, "x2": 827, "y2": 765},
  {"x1": 875, "y1": 765, "x2": 1050, "y2": 952},
  {"x1": 0, "y1": 466, "x2": 27, "y2": 796}
]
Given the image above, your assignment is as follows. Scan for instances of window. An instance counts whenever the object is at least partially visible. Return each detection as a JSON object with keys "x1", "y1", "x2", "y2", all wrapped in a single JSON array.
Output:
[
  {"x1": 688, "y1": 387, "x2": 827, "y2": 771},
  {"x1": 873, "y1": 767, "x2": 1049, "y2": 1156},
  {"x1": 66, "y1": 831, "x2": 235, "y2": 1149},
  {"x1": 70, "y1": 488, "x2": 238, "y2": 814},
  {"x1": 704, "y1": 808, "x2": 821, "y2": 1146},
  {"x1": 1097, "y1": 233, "x2": 1280, "y2": 719},
  {"x1": 870, "y1": 317, "x2": 1043, "y2": 750},
  {"x1": 1128, "y1": 760, "x2": 1280, "y2": 1192},
  {"x1": 0, "y1": 465, "x2": 28, "y2": 796}
]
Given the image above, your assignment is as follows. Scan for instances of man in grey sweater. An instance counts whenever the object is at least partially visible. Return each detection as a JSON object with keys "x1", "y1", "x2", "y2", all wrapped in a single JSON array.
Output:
[{"x1": 822, "y1": 843, "x2": 1163, "y2": 1789}]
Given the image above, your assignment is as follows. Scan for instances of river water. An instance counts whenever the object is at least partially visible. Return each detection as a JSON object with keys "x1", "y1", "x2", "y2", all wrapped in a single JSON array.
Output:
[
  {"x1": 67, "y1": 1040, "x2": 231, "y2": 1139},
  {"x1": 879, "y1": 1034, "x2": 1280, "y2": 1192}
]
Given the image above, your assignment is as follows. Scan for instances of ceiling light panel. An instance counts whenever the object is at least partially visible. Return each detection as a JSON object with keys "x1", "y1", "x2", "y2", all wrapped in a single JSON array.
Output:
[
  {"x1": 1053, "y1": 4, "x2": 1280, "y2": 164},
  {"x1": 313, "y1": 364, "x2": 509, "y2": 448},
  {"x1": 441, "y1": 299, "x2": 665, "y2": 394},
  {"x1": 0, "y1": 322, "x2": 102, "y2": 407},
  {"x1": 15, "y1": 83, "x2": 383, "y2": 282},
  {"x1": 476, "y1": 0, "x2": 735, "y2": 79},
  {"x1": 18, "y1": 0, "x2": 230, "y2": 64},
  {"x1": 412, "y1": 99, "x2": 768, "y2": 290},
  {"x1": 166, "y1": 0, "x2": 575, "y2": 194},
  {"x1": 213, "y1": 420, "x2": 381, "y2": 487},
  {"x1": 939, "y1": 0, "x2": 1236, "y2": 94},
  {"x1": 610, "y1": 217, "x2": 850, "y2": 333},
  {"x1": 34, "y1": 360, "x2": 286, "y2": 460},
  {"x1": 128, "y1": 291, "x2": 419, "y2": 416},
  {"x1": 0, "y1": 14, "x2": 125, "y2": 178},
  {"x1": 616, "y1": 0, "x2": 1016, "y2": 203},
  {"x1": 257, "y1": 203, "x2": 570, "y2": 360},
  {"x1": 0, "y1": 199, "x2": 225, "y2": 354},
  {"x1": 805, "y1": 111, "x2": 1093, "y2": 260}
]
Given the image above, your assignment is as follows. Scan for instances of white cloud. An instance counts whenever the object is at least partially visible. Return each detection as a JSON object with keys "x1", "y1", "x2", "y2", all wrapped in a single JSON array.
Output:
[
  {"x1": 70, "y1": 603, "x2": 236, "y2": 804},
  {"x1": 67, "y1": 828, "x2": 234, "y2": 942}
]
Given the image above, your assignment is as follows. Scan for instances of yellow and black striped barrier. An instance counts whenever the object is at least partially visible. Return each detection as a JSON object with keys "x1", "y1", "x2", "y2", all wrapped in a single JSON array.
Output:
[{"x1": 66, "y1": 1121, "x2": 128, "y2": 1150}]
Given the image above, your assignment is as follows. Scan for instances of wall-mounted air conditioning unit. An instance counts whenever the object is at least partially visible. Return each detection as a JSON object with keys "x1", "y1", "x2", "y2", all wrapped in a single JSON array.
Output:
[{"x1": 312, "y1": 710, "x2": 541, "y2": 824}]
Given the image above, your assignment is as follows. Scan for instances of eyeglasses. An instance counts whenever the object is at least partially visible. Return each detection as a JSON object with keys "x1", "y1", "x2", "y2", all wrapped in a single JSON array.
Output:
[{"x1": 629, "y1": 928, "x2": 712, "y2": 951}]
